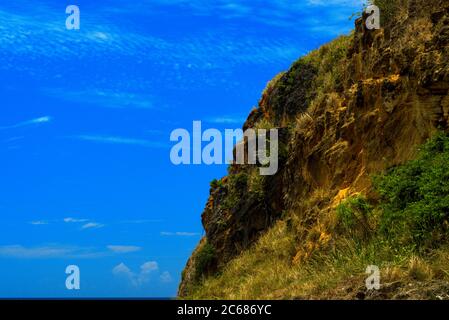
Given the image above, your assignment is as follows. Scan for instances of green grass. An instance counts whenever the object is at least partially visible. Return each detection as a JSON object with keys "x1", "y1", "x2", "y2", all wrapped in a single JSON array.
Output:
[
  {"x1": 185, "y1": 133, "x2": 449, "y2": 299},
  {"x1": 302, "y1": 34, "x2": 352, "y2": 94},
  {"x1": 185, "y1": 219, "x2": 449, "y2": 299},
  {"x1": 336, "y1": 196, "x2": 374, "y2": 239}
]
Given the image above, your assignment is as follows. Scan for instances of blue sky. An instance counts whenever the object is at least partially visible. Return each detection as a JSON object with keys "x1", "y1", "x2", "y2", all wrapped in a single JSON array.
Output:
[{"x1": 0, "y1": 0, "x2": 363, "y2": 298}]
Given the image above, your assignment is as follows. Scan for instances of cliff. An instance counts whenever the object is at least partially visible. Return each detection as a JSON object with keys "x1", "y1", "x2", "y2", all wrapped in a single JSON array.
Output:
[{"x1": 179, "y1": 0, "x2": 449, "y2": 299}]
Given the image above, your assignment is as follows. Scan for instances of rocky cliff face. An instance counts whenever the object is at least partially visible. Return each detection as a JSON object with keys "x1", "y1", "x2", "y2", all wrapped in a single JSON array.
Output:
[{"x1": 179, "y1": 0, "x2": 449, "y2": 297}]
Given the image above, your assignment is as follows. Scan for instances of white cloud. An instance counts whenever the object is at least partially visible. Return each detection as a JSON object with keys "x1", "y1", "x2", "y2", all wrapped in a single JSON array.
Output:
[
  {"x1": 0, "y1": 245, "x2": 71, "y2": 258},
  {"x1": 206, "y1": 116, "x2": 246, "y2": 125},
  {"x1": 177, "y1": 232, "x2": 200, "y2": 236},
  {"x1": 160, "y1": 271, "x2": 173, "y2": 283},
  {"x1": 44, "y1": 88, "x2": 155, "y2": 109},
  {"x1": 140, "y1": 261, "x2": 158, "y2": 274},
  {"x1": 64, "y1": 217, "x2": 88, "y2": 223},
  {"x1": 0, "y1": 116, "x2": 52, "y2": 130},
  {"x1": 112, "y1": 261, "x2": 160, "y2": 287},
  {"x1": 64, "y1": 218, "x2": 106, "y2": 231},
  {"x1": 0, "y1": 3, "x2": 326, "y2": 73},
  {"x1": 30, "y1": 116, "x2": 51, "y2": 124},
  {"x1": 108, "y1": 0, "x2": 364, "y2": 29},
  {"x1": 112, "y1": 262, "x2": 141, "y2": 286},
  {"x1": 160, "y1": 231, "x2": 200, "y2": 237},
  {"x1": 29, "y1": 221, "x2": 48, "y2": 225},
  {"x1": 28, "y1": 218, "x2": 106, "y2": 230},
  {"x1": 307, "y1": 0, "x2": 364, "y2": 6},
  {"x1": 81, "y1": 222, "x2": 105, "y2": 230},
  {"x1": 0, "y1": 0, "x2": 364, "y2": 96},
  {"x1": 119, "y1": 219, "x2": 164, "y2": 224},
  {"x1": 0, "y1": 245, "x2": 106, "y2": 259},
  {"x1": 3, "y1": 136, "x2": 24, "y2": 143},
  {"x1": 112, "y1": 262, "x2": 133, "y2": 276},
  {"x1": 73, "y1": 135, "x2": 166, "y2": 149},
  {"x1": 107, "y1": 245, "x2": 142, "y2": 253}
]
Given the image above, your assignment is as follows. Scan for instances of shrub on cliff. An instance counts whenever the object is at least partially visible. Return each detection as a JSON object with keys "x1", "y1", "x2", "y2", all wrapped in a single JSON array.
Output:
[
  {"x1": 222, "y1": 172, "x2": 249, "y2": 209},
  {"x1": 210, "y1": 178, "x2": 223, "y2": 190},
  {"x1": 336, "y1": 196, "x2": 374, "y2": 240},
  {"x1": 374, "y1": 132, "x2": 449, "y2": 249},
  {"x1": 195, "y1": 241, "x2": 216, "y2": 279}
]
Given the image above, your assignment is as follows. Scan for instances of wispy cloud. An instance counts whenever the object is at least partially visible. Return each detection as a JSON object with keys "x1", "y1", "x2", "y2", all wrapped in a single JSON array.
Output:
[
  {"x1": 81, "y1": 222, "x2": 105, "y2": 230},
  {"x1": 73, "y1": 135, "x2": 166, "y2": 148},
  {"x1": 119, "y1": 219, "x2": 164, "y2": 224},
  {"x1": 206, "y1": 116, "x2": 246, "y2": 125},
  {"x1": 0, "y1": 116, "x2": 52, "y2": 130},
  {"x1": 29, "y1": 221, "x2": 48, "y2": 226},
  {"x1": 28, "y1": 217, "x2": 160, "y2": 230},
  {"x1": 44, "y1": 88, "x2": 155, "y2": 109},
  {"x1": 3, "y1": 136, "x2": 24, "y2": 143},
  {"x1": 0, "y1": 1, "x2": 360, "y2": 76},
  {"x1": 106, "y1": 0, "x2": 365, "y2": 30},
  {"x1": 107, "y1": 245, "x2": 142, "y2": 253},
  {"x1": 0, "y1": 0, "x2": 364, "y2": 100},
  {"x1": 0, "y1": 244, "x2": 105, "y2": 259},
  {"x1": 65, "y1": 217, "x2": 105, "y2": 230},
  {"x1": 160, "y1": 231, "x2": 200, "y2": 237},
  {"x1": 64, "y1": 217, "x2": 89, "y2": 223},
  {"x1": 0, "y1": 243, "x2": 145, "y2": 259},
  {"x1": 307, "y1": 0, "x2": 364, "y2": 6}
]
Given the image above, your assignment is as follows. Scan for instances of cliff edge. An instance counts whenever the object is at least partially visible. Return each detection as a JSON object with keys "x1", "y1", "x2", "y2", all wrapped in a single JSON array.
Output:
[{"x1": 179, "y1": 0, "x2": 449, "y2": 299}]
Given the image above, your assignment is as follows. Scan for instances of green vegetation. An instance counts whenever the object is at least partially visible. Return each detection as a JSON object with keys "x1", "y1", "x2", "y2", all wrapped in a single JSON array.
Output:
[
  {"x1": 336, "y1": 196, "x2": 374, "y2": 239},
  {"x1": 336, "y1": 132, "x2": 449, "y2": 250},
  {"x1": 374, "y1": 132, "x2": 449, "y2": 249},
  {"x1": 183, "y1": 0, "x2": 446, "y2": 298},
  {"x1": 266, "y1": 57, "x2": 317, "y2": 121},
  {"x1": 302, "y1": 34, "x2": 352, "y2": 95},
  {"x1": 195, "y1": 241, "x2": 216, "y2": 279},
  {"x1": 186, "y1": 133, "x2": 449, "y2": 299},
  {"x1": 222, "y1": 172, "x2": 249, "y2": 209},
  {"x1": 223, "y1": 169, "x2": 270, "y2": 209},
  {"x1": 210, "y1": 178, "x2": 224, "y2": 190},
  {"x1": 247, "y1": 168, "x2": 266, "y2": 201},
  {"x1": 371, "y1": 0, "x2": 409, "y2": 26},
  {"x1": 262, "y1": 72, "x2": 285, "y2": 97},
  {"x1": 253, "y1": 118, "x2": 274, "y2": 130},
  {"x1": 186, "y1": 218, "x2": 449, "y2": 299}
]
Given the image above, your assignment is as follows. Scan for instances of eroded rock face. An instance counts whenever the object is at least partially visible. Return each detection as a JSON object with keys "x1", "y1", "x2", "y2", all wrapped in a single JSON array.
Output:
[
  {"x1": 202, "y1": 161, "x2": 285, "y2": 267},
  {"x1": 179, "y1": 0, "x2": 449, "y2": 297}
]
